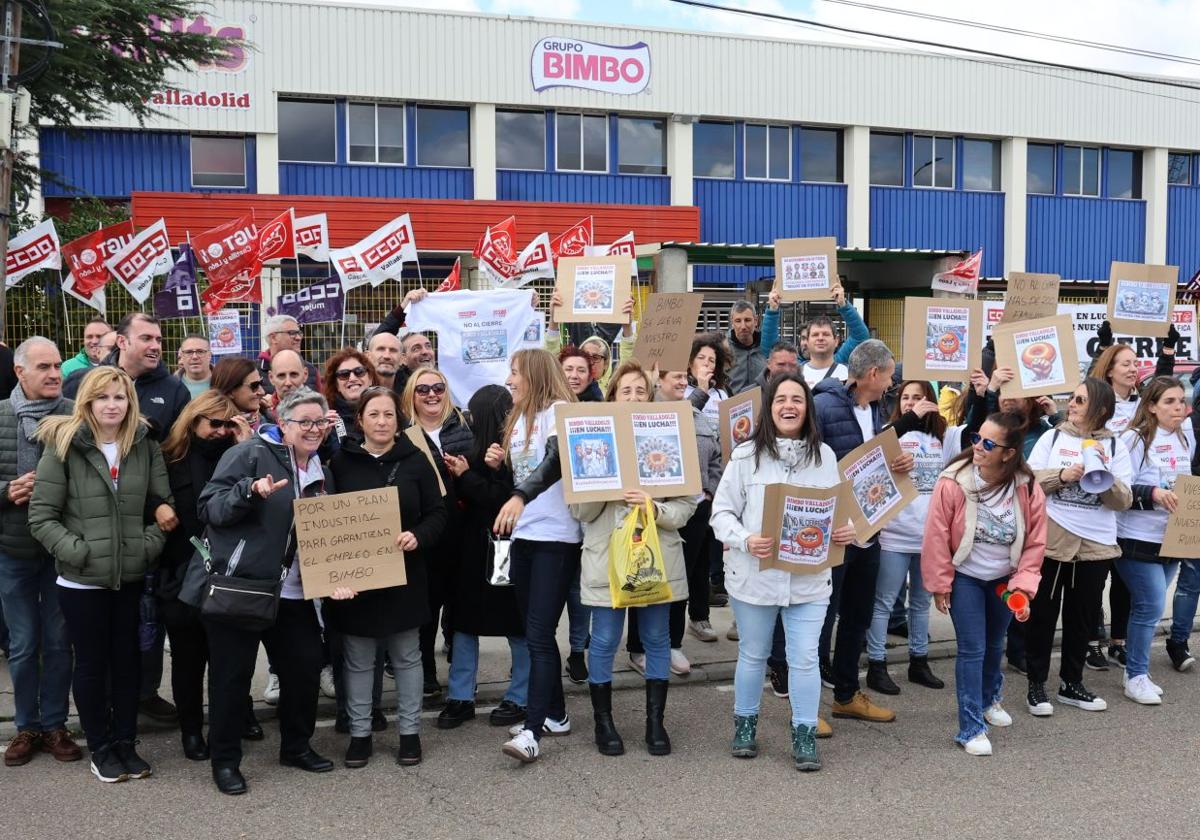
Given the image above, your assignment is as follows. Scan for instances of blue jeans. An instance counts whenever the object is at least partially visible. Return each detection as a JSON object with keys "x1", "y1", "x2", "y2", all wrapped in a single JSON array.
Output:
[
  {"x1": 590, "y1": 604, "x2": 670, "y2": 683},
  {"x1": 948, "y1": 572, "x2": 1011, "y2": 743},
  {"x1": 1170, "y1": 559, "x2": 1200, "y2": 644},
  {"x1": 1114, "y1": 555, "x2": 1178, "y2": 678},
  {"x1": 446, "y1": 631, "x2": 531, "y2": 705},
  {"x1": 510, "y1": 539, "x2": 581, "y2": 740},
  {"x1": 867, "y1": 550, "x2": 931, "y2": 660},
  {"x1": 567, "y1": 570, "x2": 591, "y2": 653},
  {"x1": 730, "y1": 596, "x2": 827, "y2": 727},
  {"x1": 0, "y1": 553, "x2": 72, "y2": 731}
]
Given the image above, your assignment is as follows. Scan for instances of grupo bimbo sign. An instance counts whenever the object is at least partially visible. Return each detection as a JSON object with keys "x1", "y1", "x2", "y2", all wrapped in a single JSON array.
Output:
[{"x1": 532, "y1": 37, "x2": 650, "y2": 95}]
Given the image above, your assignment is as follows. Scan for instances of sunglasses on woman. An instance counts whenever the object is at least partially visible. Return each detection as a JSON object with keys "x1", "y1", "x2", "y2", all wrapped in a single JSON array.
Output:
[
  {"x1": 201, "y1": 417, "x2": 239, "y2": 430},
  {"x1": 1068, "y1": 394, "x2": 1087, "y2": 405},
  {"x1": 970, "y1": 433, "x2": 1011, "y2": 452},
  {"x1": 414, "y1": 382, "x2": 447, "y2": 396},
  {"x1": 335, "y1": 366, "x2": 368, "y2": 380}
]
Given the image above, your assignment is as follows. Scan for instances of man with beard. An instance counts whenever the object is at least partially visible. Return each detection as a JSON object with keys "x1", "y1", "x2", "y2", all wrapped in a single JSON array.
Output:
[
  {"x1": 366, "y1": 331, "x2": 404, "y2": 393},
  {"x1": 176, "y1": 334, "x2": 213, "y2": 399},
  {"x1": 395, "y1": 330, "x2": 436, "y2": 394}
]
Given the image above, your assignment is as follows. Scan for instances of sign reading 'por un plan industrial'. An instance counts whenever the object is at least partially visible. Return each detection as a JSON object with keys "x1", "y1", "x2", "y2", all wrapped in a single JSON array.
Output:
[{"x1": 531, "y1": 37, "x2": 651, "y2": 95}]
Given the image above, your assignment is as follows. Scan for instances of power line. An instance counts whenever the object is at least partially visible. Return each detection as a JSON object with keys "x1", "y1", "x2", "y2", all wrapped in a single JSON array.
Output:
[{"x1": 667, "y1": 0, "x2": 1200, "y2": 96}]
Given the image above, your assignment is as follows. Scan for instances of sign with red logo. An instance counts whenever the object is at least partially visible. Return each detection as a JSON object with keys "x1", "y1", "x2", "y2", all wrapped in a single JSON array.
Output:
[
  {"x1": 257, "y1": 209, "x2": 296, "y2": 263},
  {"x1": 332, "y1": 215, "x2": 418, "y2": 292},
  {"x1": 103, "y1": 218, "x2": 171, "y2": 303},
  {"x1": 193, "y1": 213, "x2": 261, "y2": 287},
  {"x1": 550, "y1": 217, "x2": 593, "y2": 261},
  {"x1": 532, "y1": 38, "x2": 650, "y2": 95},
  {"x1": 330, "y1": 247, "x2": 369, "y2": 292},
  {"x1": 61, "y1": 221, "x2": 135, "y2": 297},
  {"x1": 201, "y1": 269, "x2": 262, "y2": 315},
  {"x1": 294, "y1": 212, "x2": 329, "y2": 262},
  {"x1": 5, "y1": 219, "x2": 61, "y2": 288}
]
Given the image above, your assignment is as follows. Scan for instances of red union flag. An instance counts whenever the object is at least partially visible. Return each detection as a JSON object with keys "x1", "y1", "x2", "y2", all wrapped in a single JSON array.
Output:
[
  {"x1": 257, "y1": 209, "x2": 296, "y2": 263},
  {"x1": 193, "y1": 213, "x2": 261, "y2": 286},
  {"x1": 62, "y1": 221, "x2": 135, "y2": 297},
  {"x1": 353, "y1": 214, "x2": 417, "y2": 287},
  {"x1": 587, "y1": 230, "x2": 638, "y2": 279},
  {"x1": 435, "y1": 257, "x2": 462, "y2": 293},
  {"x1": 103, "y1": 218, "x2": 171, "y2": 303},
  {"x1": 931, "y1": 249, "x2": 983, "y2": 294},
  {"x1": 200, "y1": 270, "x2": 261, "y2": 315},
  {"x1": 550, "y1": 217, "x2": 593, "y2": 260},
  {"x1": 5, "y1": 219, "x2": 61, "y2": 288},
  {"x1": 294, "y1": 212, "x2": 328, "y2": 262}
]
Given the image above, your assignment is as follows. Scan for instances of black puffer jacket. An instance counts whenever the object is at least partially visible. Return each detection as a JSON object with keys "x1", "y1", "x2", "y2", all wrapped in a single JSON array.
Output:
[
  {"x1": 450, "y1": 459, "x2": 523, "y2": 638},
  {"x1": 323, "y1": 436, "x2": 447, "y2": 637},
  {"x1": 158, "y1": 434, "x2": 236, "y2": 603},
  {"x1": 430, "y1": 409, "x2": 474, "y2": 458}
]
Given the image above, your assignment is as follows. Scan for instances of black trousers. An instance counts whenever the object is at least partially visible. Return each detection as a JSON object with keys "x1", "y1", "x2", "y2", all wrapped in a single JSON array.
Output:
[
  {"x1": 1104, "y1": 567, "x2": 1130, "y2": 642},
  {"x1": 1025, "y1": 558, "x2": 1109, "y2": 686},
  {"x1": 419, "y1": 564, "x2": 448, "y2": 679},
  {"x1": 628, "y1": 501, "x2": 714, "y2": 652},
  {"x1": 161, "y1": 600, "x2": 209, "y2": 737},
  {"x1": 57, "y1": 582, "x2": 144, "y2": 752},
  {"x1": 825, "y1": 542, "x2": 881, "y2": 704},
  {"x1": 203, "y1": 598, "x2": 323, "y2": 769}
]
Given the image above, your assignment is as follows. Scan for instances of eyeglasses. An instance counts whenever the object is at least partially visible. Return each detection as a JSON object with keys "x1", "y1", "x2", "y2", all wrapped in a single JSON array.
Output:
[
  {"x1": 244, "y1": 380, "x2": 265, "y2": 392},
  {"x1": 180, "y1": 348, "x2": 210, "y2": 357},
  {"x1": 271, "y1": 329, "x2": 303, "y2": 339},
  {"x1": 1068, "y1": 395, "x2": 1087, "y2": 405},
  {"x1": 584, "y1": 353, "x2": 606, "y2": 365},
  {"x1": 284, "y1": 418, "x2": 333, "y2": 431},
  {"x1": 336, "y1": 367, "x2": 368, "y2": 381},
  {"x1": 201, "y1": 417, "x2": 238, "y2": 430},
  {"x1": 414, "y1": 382, "x2": 447, "y2": 396},
  {"x1": 970, "y1": 433, "x2": 1012, "y2": 452}
]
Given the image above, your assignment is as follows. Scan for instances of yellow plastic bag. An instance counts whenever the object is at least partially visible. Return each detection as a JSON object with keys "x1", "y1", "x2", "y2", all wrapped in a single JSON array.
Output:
[{"x1": 608, "y1": 500, "x2": 672, "y2": 608}]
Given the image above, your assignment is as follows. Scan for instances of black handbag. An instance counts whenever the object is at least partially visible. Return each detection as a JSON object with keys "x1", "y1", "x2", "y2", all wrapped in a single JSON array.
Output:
[{"x1": 194, "y1": 537, "x2": 286, "y2": 633}]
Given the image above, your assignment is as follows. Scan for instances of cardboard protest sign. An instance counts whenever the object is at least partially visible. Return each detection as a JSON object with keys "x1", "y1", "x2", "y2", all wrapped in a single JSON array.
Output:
[
  {"x1": 555, "y1": 401, "x2": 701, "y2": 503},
  {"x1": 759, "y1": 482, "x2": 851, "y2": 575},
  {"x1": 902, "y1": 297, "x2": 982, "y2": 382},
  {"x1": 552, "y1": 256, "x2": 634, "y2": 324},
  {"x1": 718, "y1": 386, "x2": 761, "y2": 464},
  {"x1": 404, "y1": 426, "x2": 447, "y2": 496},
  {"x1": 992, "y1": 314, "x2": 1079, "y2": 399},
  {"x1": 632, "y1": 293, "x2": 704, "y2": 372},
  {"x1": 999, "y1": 272, "x2": 1060, "y2": 325},
  {"x1": 1107, "y1": 262, "x2": 1178, "y2": 338},
  {"x1": 837, "y1": 427, "x2": 918, "y2": 543},
  {"x1": 1161, "y1": 475, "x2": 1200, "y2": 559},
  {"x1": 773, "y1": 237, "x2": 839, "y2": 302},
  {"x1": 207, "y1": 309, "x2": 243, "y2": 356},
  {"x1": 294, "y1": 488, "x2": 406, "y2": 599}
]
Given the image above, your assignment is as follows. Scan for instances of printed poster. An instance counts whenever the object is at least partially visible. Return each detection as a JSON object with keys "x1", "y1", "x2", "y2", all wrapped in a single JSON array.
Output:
[
  {"x1": 902, "y1": 297, "x2": 982, "y2": 382},
  {"x1": 836, "y1": 427, "x2": 919, "y2": 542},
  {"x1": 573, "y1": 263, "x2": 616, "y2": 314},
  {"x1": 564, "y1": 416, "x2": 622, "y2": 493},
  {"x1": 632, "y1": 411, "x2": 686, "y2": 487},
  {"x1": 1107, "y1": 262, "x2": 1177, "y2": 338},
  {"x1": 718, "y1": 386, "x2": 760, "y2": 463},
  {"x1": 773, "y1": 237, "x2": 839, "y2": 302},
  {"x1": 924, "y1": 306, "x2": 971, "y2": 372},
  {"x1": 552, "y1": 256, "x2": 633, "y2": 325},
  {"x1": 760, "y1": 482, "x2": 850, "y2": 575},
  {"x1": 207, "y1": 309, "x2": 243, "y2": 356},
  {"x1": 780, "y1": 254, "x2": 830, "y2": 293},
  {"x1": 992, "y1": 314, "x2": 1079, "y2": 399}
]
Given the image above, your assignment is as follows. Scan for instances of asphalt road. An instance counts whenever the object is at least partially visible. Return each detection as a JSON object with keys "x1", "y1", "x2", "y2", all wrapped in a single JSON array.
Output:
[{"x1": 5, "y1": 653, "x2": 1199, "y2": 840}]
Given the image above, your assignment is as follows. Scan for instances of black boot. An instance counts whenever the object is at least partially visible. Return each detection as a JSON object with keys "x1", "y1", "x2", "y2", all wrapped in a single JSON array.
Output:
[
  {"x1": 589, "y1": 682, "x2": 624, "y2": 756},
  {"x1": 644, "y1": 679, "x2": 671, "y2": 756},
  {"x1": 866, "y1": 660, "x2": 901, "y2": 695},
  {"x1": 907, "y1": 655, "x2": 945, "y2": 689}
]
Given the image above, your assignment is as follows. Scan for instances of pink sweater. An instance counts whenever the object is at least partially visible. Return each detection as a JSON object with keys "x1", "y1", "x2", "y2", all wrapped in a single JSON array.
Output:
[{"x1": 920, "y1": 467, "x2": 1047, "y2": 597}]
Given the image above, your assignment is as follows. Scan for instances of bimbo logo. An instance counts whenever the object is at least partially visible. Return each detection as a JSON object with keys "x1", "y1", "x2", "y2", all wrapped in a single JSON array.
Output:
[
  {"x1": 532, "y1": 37, "x2": 650, "y2": 95},
  {"x1": 147, "y1": 15, "x2": 248, "y2": 72},
  {"x1": 6, "y1": 235, "x2": 55, "y2": 273}
]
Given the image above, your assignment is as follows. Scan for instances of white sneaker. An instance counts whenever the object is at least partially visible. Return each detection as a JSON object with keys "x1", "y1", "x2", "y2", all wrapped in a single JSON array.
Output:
[
  {"x1": 263, "y1": 673, "x2": 280, "y2": 706},
  {"x1": 688, "y1": 619, "x2": 719, "y2": 643},
  {"x1": 962, "y1": 733, "x2": 993, "y2": 756},
  {"x1": 1123, "y1": 671, "x2": 1164, "y2": 696},
  {"x1": 508, "y1": 715, "x2": 571, "y2": 737},
  {"x1": 501, "y1": 728, "x2": 540, "y2": 763},
  {"x1": 629, "y1": 653, "x2": 646, "y2": 676},
  {"x1": 983, "y1": 703, "x2": 1013, "y2": 727},
  {"x1": 1123, "y1": 674, "x2": 1163, "y2": 705},
  {"x1": 319, "y1": 665, "x2": 337, "y2": 699},
  {"x1": 726, "y1": 620, "x2": 739, "y2": 642},
  {"x1": 670, "y1": 648, "x2": 691, "y2": 676}
]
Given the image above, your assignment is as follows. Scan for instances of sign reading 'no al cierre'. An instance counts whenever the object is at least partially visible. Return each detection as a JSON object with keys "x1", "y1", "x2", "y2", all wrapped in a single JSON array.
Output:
[{"x1": 294, "y1": 489, "x2": 406, "y2": 599}]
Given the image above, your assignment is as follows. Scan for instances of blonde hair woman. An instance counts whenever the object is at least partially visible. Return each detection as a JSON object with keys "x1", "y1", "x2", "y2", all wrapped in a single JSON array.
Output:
[{"x1": 28, "y1": 367, "x2": 172, "y2": 784}]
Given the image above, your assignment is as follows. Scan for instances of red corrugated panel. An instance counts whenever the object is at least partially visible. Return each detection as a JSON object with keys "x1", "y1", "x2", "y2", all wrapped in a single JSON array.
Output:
[{"x1": 130, "y1": 192, "x2": 699, "y2": 251}]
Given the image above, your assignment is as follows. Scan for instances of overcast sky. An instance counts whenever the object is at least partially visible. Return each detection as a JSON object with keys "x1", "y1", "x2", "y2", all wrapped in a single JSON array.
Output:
[{"x1": 347, "y1": 0, "x2": 1200, "y2": 80}]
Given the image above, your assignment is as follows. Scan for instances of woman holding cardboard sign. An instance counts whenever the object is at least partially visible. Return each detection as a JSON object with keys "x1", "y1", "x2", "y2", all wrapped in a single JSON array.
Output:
[
  {"x1": 710, "y1": 372, "x2": 856, "y2": 772},
  {"x1": 570, "y1": 359, "x2": 697, "y2": 757},
  {"x1": 325, "y1": 387, "x2": 447, "y2": 768}
]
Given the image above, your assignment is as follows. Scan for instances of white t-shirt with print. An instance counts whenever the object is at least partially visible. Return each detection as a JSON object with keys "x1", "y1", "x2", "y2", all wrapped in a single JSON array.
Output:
[
  {"x1": 1107, "y1": 397, "x2": 1139, "y2": 434},
  {"x1": 880, "y1": 429, "x2": 959, "y2": 553},
  {"x1": 510, "y1": 402, "x2": 582, "y2": 544},
  {"x1": 957, "y1": 471, "x2": 1018, "y2": 582},
  {"x1": 1118, "y1": 425, "x2": 1194, "y2": 543},
  {"x1": 1028, "y1": 428, "x2": 1133, "y2": 545},
  {"x1": 684, "y1": 384, "x2": 728, "y2": 426}
]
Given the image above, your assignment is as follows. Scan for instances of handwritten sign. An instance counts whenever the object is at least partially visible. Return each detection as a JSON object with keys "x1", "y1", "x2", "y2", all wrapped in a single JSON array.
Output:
[
  {"x1": 1161, "y1": 475, "x2": 1200, "y2": 559},
  {"x1": 999, "y1": 272, "x2": 1060, "y2": 325},
  {"x1": 632, "y1": 293, "x2": 703, "y2": 372},
  {"x1": 294, "y1": 488, "x2": 406, "y2": 599}
]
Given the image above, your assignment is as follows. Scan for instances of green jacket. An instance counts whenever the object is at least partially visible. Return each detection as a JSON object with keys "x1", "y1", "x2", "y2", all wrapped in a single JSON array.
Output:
[
  {"x1": 28, "y1": 423, "x2": 172, "y2": 589},
  {"x1": 59, "y1": 350, "x2": 94, "y2": 380}
]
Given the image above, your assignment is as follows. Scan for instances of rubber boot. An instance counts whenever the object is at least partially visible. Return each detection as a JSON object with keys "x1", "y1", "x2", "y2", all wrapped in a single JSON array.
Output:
[
  {"x1": 589, "y1": 682, "x2": 624, "y2": 756},
  {"x1": 644, "y1": 679, "x2": 671, "y2": 756}
]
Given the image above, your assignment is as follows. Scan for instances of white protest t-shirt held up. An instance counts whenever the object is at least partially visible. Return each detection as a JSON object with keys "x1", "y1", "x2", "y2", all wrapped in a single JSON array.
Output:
[{"x1": 509, "y1": 402, "x2": 582, "y2": 544}]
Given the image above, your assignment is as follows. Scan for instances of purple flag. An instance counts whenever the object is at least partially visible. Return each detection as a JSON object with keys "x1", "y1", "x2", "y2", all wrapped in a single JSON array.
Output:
[
  {"x1": 164, "y1": 243, "x2": 197, "y2": 291},
  {"x1": 154, "y1": 284, "x2": 202, "y2": 320},
  {"x1": 277, "y1": 276, "x2": 344, "y2": 324}
]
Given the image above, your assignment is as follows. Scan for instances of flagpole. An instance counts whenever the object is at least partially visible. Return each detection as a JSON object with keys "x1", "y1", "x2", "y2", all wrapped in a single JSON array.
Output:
[{"x1": 56, "y1": 268, "x2": 72, "y2": 348}]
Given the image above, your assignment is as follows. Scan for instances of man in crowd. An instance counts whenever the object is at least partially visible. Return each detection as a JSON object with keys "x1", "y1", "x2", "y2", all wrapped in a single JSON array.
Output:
[
  {"x1": 366, "y1": 331, "x2": 404, "y2": 392},
  {"x1": 812, "y1": 339, "x2": 912, "y2": 728},
  {"x1": 754, "y1": 340, "x2": 800, "y2": 389},
  {"x1": 176, "y1": 333, "x2": 212, "y2": 398},
  {"x1": 797, "y1": 285, "x2": 869, "y2": 386},
  {"x1": 60, "y1": 317, "x2": 111, "y2": 379},
  {"x1": 0, "y1": 337, "x2": 81, "y2": 766},
  {"x1": 257, "y1": 315, "x2": 319, "y2": 393},
  {"x1": 396, "y1": 330, "x2": 436, "y2": 394},
  {"x1": 727, "y1": 299, "x2": 780, "y2": 394}
]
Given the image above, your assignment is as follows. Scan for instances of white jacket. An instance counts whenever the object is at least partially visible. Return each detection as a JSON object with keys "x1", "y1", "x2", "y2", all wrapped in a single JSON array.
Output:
[{"x1": 710, "y1": 438, "x2": 841, "y2": 606}]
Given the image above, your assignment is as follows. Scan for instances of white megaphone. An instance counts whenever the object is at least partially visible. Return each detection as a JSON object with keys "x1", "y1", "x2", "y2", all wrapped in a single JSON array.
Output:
[{"x1": 1079, "y1": 441, "x2": 1114, "y2": 494}]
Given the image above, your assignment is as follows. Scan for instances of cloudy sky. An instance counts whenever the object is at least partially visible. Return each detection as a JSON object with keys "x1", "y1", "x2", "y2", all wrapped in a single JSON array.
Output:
[{"x1": 348, "y1": 0, "x2": 1200, "y2": 80}]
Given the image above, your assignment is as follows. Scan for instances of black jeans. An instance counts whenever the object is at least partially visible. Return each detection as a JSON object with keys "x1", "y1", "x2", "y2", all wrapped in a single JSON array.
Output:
[
  {"x1": 161, "y1": 599, "x2": 209, "y2": 737},
  {"x1": 509, "y1": 539, "x2": 580, "y2": 740},
  {"x1": 57, "y1": 582, "x2": 144, "y2": 752},
  {"x1": 1025, "y1": 557, "x2": 1109, "y2": 685},
  {"x1": 1106, "y1": 567, "x2": 1130, "y2": 641},
  {"x1": 203, "y1": 597, "x2": 324, "y2": 769},
  {"x1": 420, "y1": 563, "x2": 448, "y2": 679},
  {"x1": 820, "y1": 542, "x2": 881, "y2": 704}
]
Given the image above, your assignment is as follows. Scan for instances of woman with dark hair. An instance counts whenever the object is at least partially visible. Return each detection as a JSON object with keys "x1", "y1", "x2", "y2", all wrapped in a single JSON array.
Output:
[
  {"x1": 322, "y1": 349, "x2": 378, "y2": 439},
  {"x1": 437, "y1": 385, "x2": 530, "y2": 731},
  {"x1": 1025, "y1": 377, "x2": 1133, "y2": 717},
  {"x1": 921, "y1": 412, "x2": 1047, "y2": 755},
  {"x1": 1115, "y1": 377, "x2": 1193, "y2": 703},
  {"x1": 684, "y1": 333, "x2": 731, "y2": 424},
  {"x1": 559, "y1": 346, "x2": 603, "y2": 402},
  {"x1": 211, "y1": 357, "x2": 264, "y2": 432},
  {"x1": 710, "y1": 372, "x2": 856, "y2": 771}
]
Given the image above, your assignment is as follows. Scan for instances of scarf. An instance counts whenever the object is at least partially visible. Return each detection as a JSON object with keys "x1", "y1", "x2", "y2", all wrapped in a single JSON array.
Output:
[
  {"x1": 10, "y1": 385, "x2": 63, "y2": 474},
  {"x1": 776, "y1": 438, "x2": 807, "y2": 468}
]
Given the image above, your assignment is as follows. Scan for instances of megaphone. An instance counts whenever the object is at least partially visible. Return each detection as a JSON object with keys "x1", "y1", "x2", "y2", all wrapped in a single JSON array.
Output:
[{"x1": 1079, "y1": 439, "x2": 1114, "y2": 495}]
